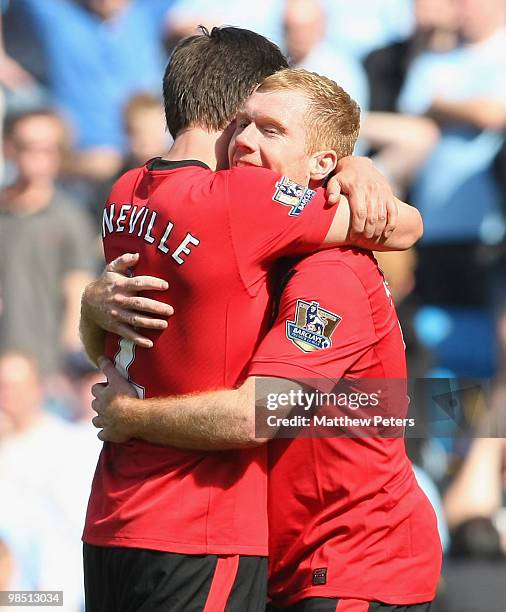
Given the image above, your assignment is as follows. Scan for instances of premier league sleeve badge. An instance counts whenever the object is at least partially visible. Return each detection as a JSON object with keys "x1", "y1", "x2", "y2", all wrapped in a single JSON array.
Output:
[
  {"x1": 286, "y1": 300, "x2": 342, "y2": 352},
  {"x1": 272, "y1": 176, "x2": 316, "y2": 217}
]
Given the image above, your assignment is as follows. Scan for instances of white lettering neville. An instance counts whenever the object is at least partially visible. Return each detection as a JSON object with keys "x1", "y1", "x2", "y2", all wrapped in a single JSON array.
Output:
[{"x1": 102, "y1": 203, "x2": 200, "y2": 265}]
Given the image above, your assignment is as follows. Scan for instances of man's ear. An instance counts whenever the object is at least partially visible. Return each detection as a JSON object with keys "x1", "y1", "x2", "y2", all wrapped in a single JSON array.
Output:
[{"x1": 309, "y1": 150, "x2": 338, "y2": 182}]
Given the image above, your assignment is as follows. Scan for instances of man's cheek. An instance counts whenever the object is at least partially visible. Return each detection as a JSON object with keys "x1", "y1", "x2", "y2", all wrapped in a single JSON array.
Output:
[{"x1": 259, "y1": 148, "x2": 279, "y2": 171}]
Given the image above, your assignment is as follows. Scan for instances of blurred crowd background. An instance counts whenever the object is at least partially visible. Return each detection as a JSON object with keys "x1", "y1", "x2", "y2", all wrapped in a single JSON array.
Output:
[{"x1": 0, "y1": 1, "x2": 505, "y2": 610}]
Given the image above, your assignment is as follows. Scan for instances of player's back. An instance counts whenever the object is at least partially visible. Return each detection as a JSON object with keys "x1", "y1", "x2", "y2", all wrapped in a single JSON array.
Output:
[
  {"x1": 86, "y1": 159, "x2": 272, "y2": 556},
  {"x1": 102, "y1": 160, "x2": 272, "y2": 394},
  {"x1": 84, "y1": 160, "x2": 337, "y2": 558}
]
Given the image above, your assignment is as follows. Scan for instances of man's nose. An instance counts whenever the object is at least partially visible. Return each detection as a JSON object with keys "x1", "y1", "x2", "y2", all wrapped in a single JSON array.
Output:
[{"x1": 235, "y1": 124, "x2": 257, "y2": 152}]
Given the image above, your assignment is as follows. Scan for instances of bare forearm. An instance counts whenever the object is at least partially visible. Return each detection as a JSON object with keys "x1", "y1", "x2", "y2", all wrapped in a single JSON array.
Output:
[
  {"x1": 356, "y1": 198, "x2": 423, "y2": 251},
  {"x1": 326, "y1": 195, "x2": 422, "y2": 251},
  {"x1": 62, "y1": 271, "x2": 94, "y2": 351},
  {"x1": 429, "y1": 99, "x2": 506, "y2": 131},
  {"x1": 121, "y1": 380, "x2": 259, "y2": 450},
  {"x1": 80, "y1": 300, "x2": 106, "y2": 366},
  {"x1": 444, "y1": 438, "x2": 505, "y2": 528}
]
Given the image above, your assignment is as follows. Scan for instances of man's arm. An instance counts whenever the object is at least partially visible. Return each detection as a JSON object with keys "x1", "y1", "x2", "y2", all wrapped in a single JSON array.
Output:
[
  {"x1": 428, "y1": 98, "x2": 506, "y2": 132},
  {"x1": 305, "y1": 155, "x2": 422, "y2": 247},
  {"x1": 80, "y1": 294, "x2": 107, "y2": 366},
  {"x1": 92, "y1": 259, "x2": 385, "y2": 449},
  {"x1": 443, "y1": 438, "x2": 505, "y2": 528},
  {"x1": 80, "y1": 192, "x2": 421, "y2": 358},
  {"x1": 360, "y1": 113, "x2": 440, "y2": 197},
  {"x1": 92, "y1": 363, "x2": 273, "y2": 450},
  {"x1": 81, "y1": 158, "x2": 421, "y2": 355},
  {"x1": 62, "y1": 270, "x2": 94, "y2": 353},
  {"x1": 324, "y1": 194, "x2": 423, "y2": 251},
  {"x1": 328, "y1": 156, "x2": 399, "y2": 239}
]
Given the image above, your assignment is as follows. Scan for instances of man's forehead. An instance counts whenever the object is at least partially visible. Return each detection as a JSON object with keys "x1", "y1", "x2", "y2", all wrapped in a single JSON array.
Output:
[{"x1": 240, "y1": 89, "x2": 308, "y2": 117}]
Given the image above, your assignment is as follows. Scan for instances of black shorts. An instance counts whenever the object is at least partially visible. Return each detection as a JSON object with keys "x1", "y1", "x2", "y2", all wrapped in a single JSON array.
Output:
[
  {"x1": 267, "y1": 599, "x2": 432, "y2": 612},
  {"x1": 83, "y1": 543, "x2": 267, "y2": 612}
]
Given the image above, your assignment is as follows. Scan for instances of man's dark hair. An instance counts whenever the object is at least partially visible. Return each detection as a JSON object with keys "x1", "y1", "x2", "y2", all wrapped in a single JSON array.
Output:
[{"x1": 163, "y1": 26, "x2": 288, "y2": 138}]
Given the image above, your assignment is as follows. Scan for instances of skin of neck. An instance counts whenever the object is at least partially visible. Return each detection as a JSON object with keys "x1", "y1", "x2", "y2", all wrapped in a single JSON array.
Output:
[
  {"x1": 2, "y1": 178, "x2": 55, "y2": 214},
  {"x1": 163, "y1": 125, "x2": 232, "y2": 171}
]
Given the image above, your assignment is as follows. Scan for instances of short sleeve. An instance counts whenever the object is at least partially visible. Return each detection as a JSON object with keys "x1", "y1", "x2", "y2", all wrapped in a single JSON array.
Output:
[
  {"x1": 248, "y1": 252, "x2": 377, "y2": 386},
  {"x1": 225, "y1": 167, "x2": 337, "y2": 291}
]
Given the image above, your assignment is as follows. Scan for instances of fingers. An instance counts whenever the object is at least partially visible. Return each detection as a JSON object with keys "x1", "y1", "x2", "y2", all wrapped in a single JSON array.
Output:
[
  {"x1": 91, "y1": 397, "x2": 101, "y2": 415},
  {"x1": 384, "y1": 198, "x2": 398, "y2": 238},
  {"x1": 325, "y1": 176, "x2": 342, "y2": 206},
  {"x1": 348, "y1": 187, "x2": 368, "y2": 235},
  {"x1": 106, "y1": 253, "x2": 140, "y2": 274},
  {"x1": 110, "y1": 307, "x2": 167, "y2": 331},
  {"x1": 351, "y1": 185, "x2": 393, "y2": 240},
  {"x1": 120, "y1": 275, "x2": 169, "y2": 292},
  {"x1": 112, "y1": 324, "x2": 154, "y2": 348},
  {"x1": 91, "y1": 382, "x2": 107, "y2": 400},
  {"x1": 370, "y1": 188, "x2": 388, "y2": 240},
  {"x1": 112, "y1": 294, "x2": 174, "y2": 317},
  {"x1": 97, "y1": 357, "x2": 119, "y2": 382},
  {"x1": 92, "y1": 415, "x2": 105, "y2": 428}
]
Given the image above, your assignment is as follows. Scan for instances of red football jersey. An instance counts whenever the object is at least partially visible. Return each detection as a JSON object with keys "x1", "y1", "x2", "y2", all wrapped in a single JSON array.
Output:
[
  {"x1": 83, "y1": 159, "x2": 337, "y2": 555},
  {"x1": 248, "y1": 248, "x2": 442, "y2": 606}
]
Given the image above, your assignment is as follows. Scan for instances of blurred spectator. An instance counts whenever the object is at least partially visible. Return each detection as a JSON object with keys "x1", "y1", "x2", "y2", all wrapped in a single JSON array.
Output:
[
  {"x1": 398, "y1": 0, "x2": 506, "y2": 259},
  {"x1": 435, "y1": 557, "x2": 506, "y2": 612},
  {"x1": 393, "y1": 0, "x2": 506, "y2": 384},
  {"x1": 63, "y1": 351, "x2": 104, "y2": 431},
  {"x1": 0, "y1": 351, "x2": 92, "y2": 610},
  {"x1": 0, "y1": 1, "x2": 173, "y2": 181},
  {"x1": 90, "y1": 92, "x2": 168, "y2": 228},
  {"x1": 365, "y1": 0, "x2": 460, "y2": 113},
  {"x1": 166, "y1": 0, "x2": 285, "y2": 48},
  {"x1": 360, "y1": 113, "x2": 440, "y2": 198},
  {"x1": 283, "y1": 0, "x2": 369, "y2": 113},
  {"x1": 123, "y1": 93, "x2": 168, "y2": 169},
  {"x1": 0, "y1": 86, "x2": 3, "y2": 183},
  {"x1": 166, "y1": 0, "x2": 414, "y2": 61},
  {"x1": 444, "y1": 438, "x2": 506, "y2": 553},
  {"x1": 0, "y1": 352, "x2": 44, "y2": 442},
  {"x1": 414, "y1": 465, "x2": 450, "y2": 552},
  {"x1": 0, "y1": 0, "x2": 49, "y2": 113},
  {"x1": 0, "y1": 537, "x2": 14, "y2": 590},
  {"x1": 434, "y1": 437, "x2": 506, "y2": 612},
  {"x1": 323, "y1": 0, "x2": 414, "y2": 61},
  {"x1": 360, "y1": 0, "x2": 462, "y2": 197},
  {"x1": 0, "y1": 110, "x2": 96, "y2": 375}
]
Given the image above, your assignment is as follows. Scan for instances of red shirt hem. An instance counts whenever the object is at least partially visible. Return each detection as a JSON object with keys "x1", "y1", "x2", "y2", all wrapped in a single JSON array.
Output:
[{"x1": 82, "y1": 533, "x2": 267, "y2": 557}]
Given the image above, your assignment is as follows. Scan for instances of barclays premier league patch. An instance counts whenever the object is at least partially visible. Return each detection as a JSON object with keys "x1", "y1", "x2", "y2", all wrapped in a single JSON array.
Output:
[
  {"x1": 286, "y1": 300, "x2": 342, "y2": 353},
  {"x1": 272, "y1": 176, "x2": 316, "y2": 217}
]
